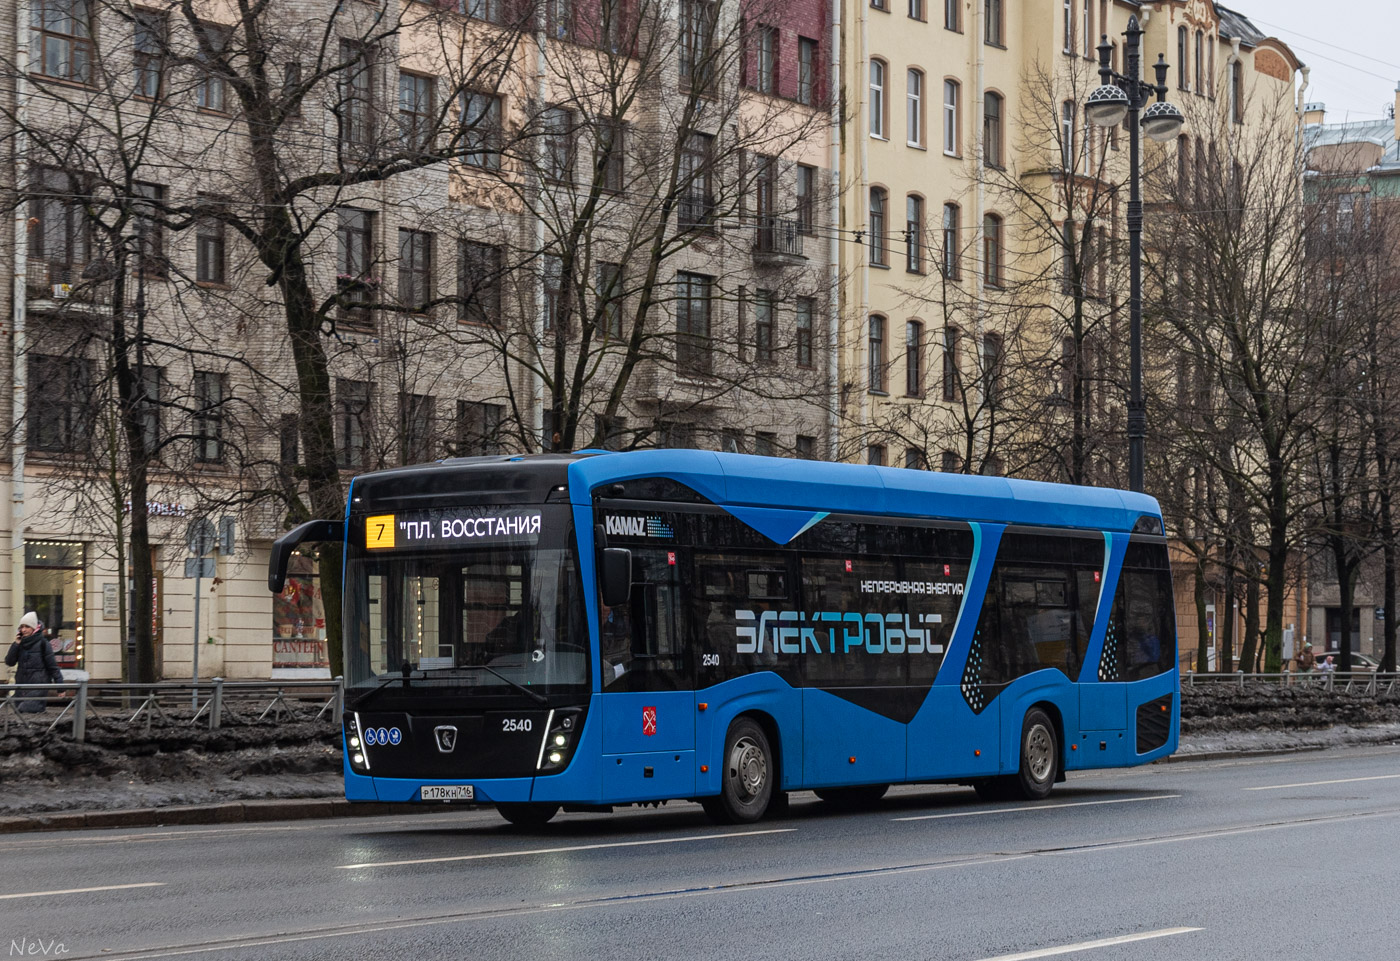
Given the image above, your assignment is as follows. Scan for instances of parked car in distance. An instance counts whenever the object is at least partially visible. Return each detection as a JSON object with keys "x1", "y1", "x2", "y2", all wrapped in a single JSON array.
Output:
[{"x1": 1315, "y1": 650, "x2": 1380, "y2": 671}]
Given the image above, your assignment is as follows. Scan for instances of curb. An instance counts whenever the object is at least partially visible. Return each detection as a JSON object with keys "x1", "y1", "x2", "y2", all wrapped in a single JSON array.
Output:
[
  {"x1": 0, "y1": 798, "x2": 454, "y2": 835},
  {"x1": 1159, "y1": 745, "x2": 1327, "y2": 763}
]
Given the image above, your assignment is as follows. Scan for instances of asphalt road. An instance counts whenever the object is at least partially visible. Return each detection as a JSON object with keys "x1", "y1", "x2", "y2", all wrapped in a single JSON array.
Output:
[{"x1": 5, "y1": 746, "x2": 1400, "y2": 961}]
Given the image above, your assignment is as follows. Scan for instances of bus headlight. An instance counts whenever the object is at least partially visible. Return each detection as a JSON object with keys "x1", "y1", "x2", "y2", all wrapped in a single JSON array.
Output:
[
  {"x1": 537, "y1": 709, "x2": 582, "y2": 772},
  {"x1": 345, "y1": 713, "x2": 371, "y2": 773}
]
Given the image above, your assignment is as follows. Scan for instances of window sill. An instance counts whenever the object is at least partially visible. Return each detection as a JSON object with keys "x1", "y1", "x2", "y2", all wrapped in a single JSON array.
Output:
[
  {"x1": 868, "y1": 390, "x2": 890, "y2": 397},
  {"x1": 28, "y1": 74, "x2": 95, "y2": 91},
  {"x1": 984, "y1": 41, "x2": 1007, "y2": 51},
  {"x1": 907, "y1": 141, "x2": 926, "y2": 150},
  {"x1": 870, "y1": 133, "x2": 889, "y2": 142},
  {"x1": 943, "y1": 150, "x2": 960, "y2": 159},
  {"x1": 194, "y1": 281, "x2": 231, "y2": 291},
  {"x1": 869, "y1": 262, "x2": 891, "y2": 270}
]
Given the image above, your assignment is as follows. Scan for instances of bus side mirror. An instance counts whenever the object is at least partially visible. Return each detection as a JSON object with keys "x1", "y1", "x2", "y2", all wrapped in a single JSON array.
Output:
[{"x1": 600, "y1": 548, "x2": 632, "y2": 607}]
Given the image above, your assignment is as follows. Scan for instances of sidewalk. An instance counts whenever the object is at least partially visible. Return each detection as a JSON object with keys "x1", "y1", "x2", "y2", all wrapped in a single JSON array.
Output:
[{"x1": 5, "y1": 724, "x2": 1397, "y2": 835}]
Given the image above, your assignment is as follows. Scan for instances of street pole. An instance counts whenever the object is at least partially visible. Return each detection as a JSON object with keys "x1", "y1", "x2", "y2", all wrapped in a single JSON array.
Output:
[{"x1": 1085, "y1": 18, "x2": 1183, "y2": 494}]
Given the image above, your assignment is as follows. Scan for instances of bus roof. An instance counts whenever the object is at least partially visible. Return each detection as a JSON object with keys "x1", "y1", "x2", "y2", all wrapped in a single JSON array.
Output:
[{"x1": 568, "y1": 449, "x2": 1161, "y2": 535}]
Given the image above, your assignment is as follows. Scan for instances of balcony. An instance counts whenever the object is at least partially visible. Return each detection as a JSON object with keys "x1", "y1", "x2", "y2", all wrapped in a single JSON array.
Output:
[
  {"x1": 26, "y1": 259, "x2": 112, "y2": 310},
  {"x1": 753, "y1": 216, "x2": 804, "y2": 265}
]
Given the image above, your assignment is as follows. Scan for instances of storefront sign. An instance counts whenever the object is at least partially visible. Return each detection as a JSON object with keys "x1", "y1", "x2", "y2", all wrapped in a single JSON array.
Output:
[
  {"x1": 102, "y1": 583, "x2": 119, "y2": 620},
  {"x1": 124, "y1": 500, "x2": 188, "y2": 517}
]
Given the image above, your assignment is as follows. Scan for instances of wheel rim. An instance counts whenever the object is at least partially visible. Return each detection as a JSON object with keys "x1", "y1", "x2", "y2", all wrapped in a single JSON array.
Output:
[
  {"x1": 1025, "y1": 723, "x2": 1054, "y2": 783},
  {"x1": 728, "y1": 735, "x2": 767, "y2": 801}
]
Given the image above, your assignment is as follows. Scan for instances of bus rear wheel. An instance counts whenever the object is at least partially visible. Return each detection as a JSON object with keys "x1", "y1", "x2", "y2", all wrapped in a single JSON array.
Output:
[
  {"x1": 814, "y1": 784, "x2": 889, "y2": 809},
  {"x1": 1010, "y1": 708, "x2": 1058, "y2": 800},
  {"x1": 496, "y1": 802, "x2": 560, "y2": 828},
  {"x1": 702, "y1": 718, "x2": 774, "y2": 824}
]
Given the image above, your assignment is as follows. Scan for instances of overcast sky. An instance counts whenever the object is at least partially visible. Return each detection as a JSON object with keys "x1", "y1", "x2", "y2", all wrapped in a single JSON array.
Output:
[{"x1": 1235, "y1": 0, "x2": 1399, "y2": 122}]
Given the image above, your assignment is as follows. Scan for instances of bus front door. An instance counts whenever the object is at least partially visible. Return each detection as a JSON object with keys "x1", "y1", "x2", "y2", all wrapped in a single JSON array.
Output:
[{"x1": 599, "y1": 565, "x2": 695, "y2": 801}]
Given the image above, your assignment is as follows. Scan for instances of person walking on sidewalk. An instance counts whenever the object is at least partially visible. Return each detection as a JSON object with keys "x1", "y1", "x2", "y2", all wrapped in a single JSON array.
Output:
[{"x1": 5, "y1": 611, "x2": 63, "y2": 713}]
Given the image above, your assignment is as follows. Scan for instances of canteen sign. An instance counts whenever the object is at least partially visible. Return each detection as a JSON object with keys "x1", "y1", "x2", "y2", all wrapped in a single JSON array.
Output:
[{"x1": 365, "y1": 509, "x2": 543, "y2": 550}]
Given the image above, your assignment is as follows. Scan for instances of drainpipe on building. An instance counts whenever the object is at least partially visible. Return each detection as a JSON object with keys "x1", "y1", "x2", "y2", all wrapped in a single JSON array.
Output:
[
  {"x1": 827, "y1": 0, "x2": 841, "y2": 460},
  {"x1": 532, "y1": 22, "x2": 548, "y2": 450},
  {"x1": 11, "y1": 0, "x2": 32, "y2": 631},
  {"x1": 857, "y1": 0, "x2": 870, "y2": 445},
  {"x1": 971, "y1": 0, "x2": 985, "y2": 468}
]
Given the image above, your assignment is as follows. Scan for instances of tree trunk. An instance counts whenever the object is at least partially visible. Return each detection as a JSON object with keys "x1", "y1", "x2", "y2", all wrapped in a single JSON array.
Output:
[
  {"x1": 1241, "y1": 574, "x2": 1261, "y2": 674},
  {"x1": 1194, "y1": 560, "x2": 1210, "y2": 672}
]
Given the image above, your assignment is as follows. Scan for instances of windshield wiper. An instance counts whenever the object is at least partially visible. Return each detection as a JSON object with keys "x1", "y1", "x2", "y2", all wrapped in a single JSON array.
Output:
[
  {"x1": 347, "y1": 672, "x2": 403, "y2": 711},
  {"x1": 413, "y1": 665, "x2": 550, "y2": 705}
]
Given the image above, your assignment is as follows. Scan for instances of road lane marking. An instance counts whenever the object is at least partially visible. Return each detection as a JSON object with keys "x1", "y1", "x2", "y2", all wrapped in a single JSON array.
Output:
[
  {"x1": 0, "y1": 882, "x2": 165, "y2": 900},
  {"x1": 892, "y1": 794, "x2": 1180, "y2": 821},
  {"x1": 336, "y1": 827, "x2": 796, "y2": 869},
  {"x1": 973, "y1": 927, "x2": 1202, "y2": 960},
  {"x1": 1244, "y1": 774, "x2": 1400, "y2": 791}
]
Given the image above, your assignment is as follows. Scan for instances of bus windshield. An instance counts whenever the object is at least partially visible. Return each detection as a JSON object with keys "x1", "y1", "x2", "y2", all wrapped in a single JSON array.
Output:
[{"x1": 343, "y1": 505, "x2": 587, "y2": 696}]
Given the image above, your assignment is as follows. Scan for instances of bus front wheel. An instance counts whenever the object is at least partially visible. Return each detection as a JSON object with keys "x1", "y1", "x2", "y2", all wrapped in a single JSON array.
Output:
[
  {"x1": 702, "y1": 718, "x2": 774, "y2": 824},
  {"x1": 1011, "y1": 708, "x2": 1058, "y2": 800},
  {"x1": 496, "y1": 802, "x2": 560, "y2": 828}
]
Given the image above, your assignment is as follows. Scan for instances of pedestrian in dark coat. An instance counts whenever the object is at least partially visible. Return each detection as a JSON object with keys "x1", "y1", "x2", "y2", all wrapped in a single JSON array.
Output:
[{"x1": 5, "y1": 611, "x2": 63, "y2": 713}]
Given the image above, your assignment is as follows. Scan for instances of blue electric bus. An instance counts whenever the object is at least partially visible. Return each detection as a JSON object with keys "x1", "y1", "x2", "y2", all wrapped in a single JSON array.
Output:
[{"x1": 269, "y1": 450, "x2": 1179, "y2": 826}]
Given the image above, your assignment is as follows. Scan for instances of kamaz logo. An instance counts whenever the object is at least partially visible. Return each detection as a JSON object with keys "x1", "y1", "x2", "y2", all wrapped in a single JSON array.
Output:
[{"x1": 604, "y1": 515, "x2": 674, "y2": 538}]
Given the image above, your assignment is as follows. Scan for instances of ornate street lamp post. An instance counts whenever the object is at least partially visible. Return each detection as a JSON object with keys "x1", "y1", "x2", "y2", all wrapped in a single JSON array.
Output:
[{"x1": 1085, "y1": 16, "x2": 1183, "y2": 493}]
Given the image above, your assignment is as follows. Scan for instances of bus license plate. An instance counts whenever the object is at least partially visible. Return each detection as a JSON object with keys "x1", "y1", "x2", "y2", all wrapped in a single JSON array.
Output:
[{"x1": 421, "y1": 785, "x2": 474, "y2": 801}]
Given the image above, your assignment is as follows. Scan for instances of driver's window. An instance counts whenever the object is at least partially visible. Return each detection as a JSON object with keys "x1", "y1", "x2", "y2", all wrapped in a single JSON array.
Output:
[{"x1": 602, "y1": 549, "x2": 686, "y2": 691}]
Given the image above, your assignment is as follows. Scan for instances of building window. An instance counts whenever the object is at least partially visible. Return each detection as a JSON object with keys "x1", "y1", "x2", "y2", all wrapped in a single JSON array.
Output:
[
  {"x1": 27, "y1": 354, "x2": 90, "y2": 453},
  {"x1": 546, "y1": 0, "x2": 572, "y2": 39},
  {"x1": 868, "y1": 315, "x2": 887, "y2": 393},
  {"x1": 870, "y1": 59, "x2": 887, "y2": 138},
  {"x1": 941, "y1": 325, "x2": 960, "y2": 401},
  {"x1": 542, "y1": 254, "x2": 566, "y2": 332},
  {"x1": 1208, "y1": 37, "x2": 1215, "y2": 98},
  {"x1": 195, "y1": 204, "x2": 227, "y2": 285},
  {"x1": 906, "y1": 68, "x2": 924, "y2": 146},
  {"x1": 397, "y1": 229, "x2": 433, "y2": 312},
  {"x1": 337, "y1": 208, "x2": 374, "y2": 323},
  {"x1": 30, "y1": 168, "x2": 90, "y2": 282},
  {"x1": 940, "y1": 450, "x2": 961, "y2": 473},
  {"x1": 982, "y1": 213, "x2": 1002, "y2": 288},
  {"x1": 133, "y1": 10, "x2": 166, "y2": 99},
  {"x1": 24, "y1": 541, "x2": 86, "y2": 670},
  {"x1": 906, "y1": 194, "x2": 924, "y2": 273},
  {"x1": 1061, "y1": 100, "x2": 1076, "y2": 171},
  {"x1": 458, "y1": 240, "x2": 501, "y2": 326},
  {"x1": 465, "y1": 0, "x2": 501, "y2": 24},
  {"x1": 33, "y1": 0, "x2": 93, "y2": 84},
  {"x1": 905, "y1": 448, "x2": 927, "y2": 470},
  {"x1": 1083, "y1": 0, "x2": 1093, "y2": 57},
  {"x1": 596, "y1": 119, "x2": 625, "y2": 193},
  {"x1": 676, "y1": 271, "x2": 713, "y2": 374},
  {"x1": 279, "y1": 413, "x2": 299, "y2": 466},
  {"x1": 754, "y1": 432, "x2": 777, "y2": 457},
  {"x1": 680, "y1": 0, "x2": 716, "y2": 92},
  {"x1": 338, "y1": 40, "x2": 374, "y2": 148},
  {"x1": 1231, "y1": 60, "x2": 1243, "y2": 123},
  {"x1": 796, "y1": 435, "x2": 816, "y2": 459},
  {"x1": 868, "y1": 444, "x2": 887, "y2": 466},
  {"x1": 945, "y1": 0, "x2": 960, "y2": 31},
  {"x1": 985, "y1": 0, "x2": 1002, "y2": 45},
  {"x1": 754, "y1": 25, "x2": 778, "y2": 95},
  {"x1": 679, "y1": 131, "x2": 715, "y2": 229},
  {"x1": 132, "y1": 182, "x2": 165, "y2": 274},
  {"x1": 399, "y1": 72, "x2": 434, "y2": 150},
  {"x1": 1177, "y1": 27, "x2": 1188, "y2": 90},
  {"x1": 455, "y1": 400, "x2": 503, "y2": 455},
  {"x1": 754, "y1": 289, "x2": 775, "y2": 363},
  {"x1": 982, "y1": 332, "x2": 1002, "y2": 407},
  {"x1": 400, "y1": 393, "x2": 435, "y2": 465},
  {"x1": 593, "y1": 261, "x2": 624, "y2": 338},
  {"x1": 984, "y1": 91, "x2": 1003, "y2": 168},
  {"x1": 869, "y1": 187, "x2": 888, "y2": 266},
  {"x1": 909, "y1": 0, "x2": 924, "y2": 20},
  {"x1": 542, "y1": 106, "x2": 575, "y2": 183},
  {"x1": 906, "y1": 320, "x2": 924, "y2": 396},
  {"x1": 461, "y1": 92, "x2": 502, "y2": 169},
  {"x1": 943, "y1": 80, "x2": 959, "y2": 155},
  {"x1": 796, "y1": 164, "x2": 817, "y2": 234},
  {"x1": 941, "y1": 202, "x2": 960, "y2": 279},
  {"x1": 1194, "y1": 30, "x2": 1204, "y2": 92},
  {"x1": 193, "y1": 370, "x2": 225, "y2": 463},
  {"x1": 796, "y1": 296, "x2": 815, "y2": 368},
  {"x1": 1062, "y1": 0, "x2": 1074, "y2": 53},
  {"x1": 797, "y1": 37, "x2": 818, "y2": 105},
  {"x1": 337, "y1": 379, "x2": 372, "y2": 469}
]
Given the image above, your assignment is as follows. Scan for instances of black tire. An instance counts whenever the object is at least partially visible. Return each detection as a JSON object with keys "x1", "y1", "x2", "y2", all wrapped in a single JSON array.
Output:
[
  {"x1": 702, "y1": 717, "x2": 775, "y2": 824},
  {"x1": 496, "y1": 802, "x2": 560, "y2": 828},
  {"x1": 814, "y1": 784, "x2": 889, "y2": 809},
  {"x1": 1010, "y1": 708, "x2": 1058, "y2": 800}
]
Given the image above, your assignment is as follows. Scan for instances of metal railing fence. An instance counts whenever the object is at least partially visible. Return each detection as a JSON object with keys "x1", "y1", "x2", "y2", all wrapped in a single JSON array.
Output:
[
  {"x1": 1184, "y1": 670, "x2": 1400, "y2": 695},
  {"x1": 0, "y1": 678, "x2": 343, "y2": 743}
]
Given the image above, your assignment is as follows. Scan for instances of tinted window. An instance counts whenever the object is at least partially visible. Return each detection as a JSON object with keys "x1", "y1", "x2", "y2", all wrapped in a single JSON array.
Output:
[{"x1": 1099, "y1": 539, "x2": 1176, "y2": 681}]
